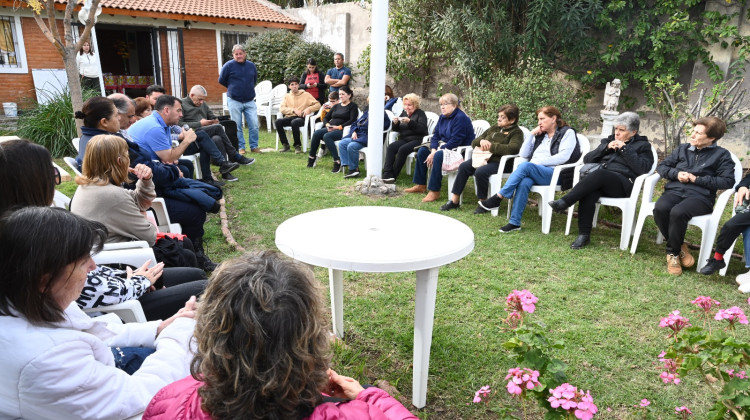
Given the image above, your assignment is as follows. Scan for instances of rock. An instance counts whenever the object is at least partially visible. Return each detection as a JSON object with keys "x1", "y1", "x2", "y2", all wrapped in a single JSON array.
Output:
[{"x1": 356, "y1": 175, "x2": 399, "y2": 196}]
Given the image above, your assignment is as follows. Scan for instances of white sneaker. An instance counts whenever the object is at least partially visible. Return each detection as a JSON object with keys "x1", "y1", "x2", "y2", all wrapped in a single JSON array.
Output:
[{"x1": 737, "y1": 270, "x2": 750, "y2": 285}]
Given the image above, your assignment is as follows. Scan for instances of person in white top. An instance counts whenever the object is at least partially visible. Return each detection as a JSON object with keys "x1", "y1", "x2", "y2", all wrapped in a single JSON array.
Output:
[
  {"x1": 76, "y1": 40, "x2": 100, "y2": 91},
  {"x1": 0, "y1": 206, "x2": 197, "y2": 420}
]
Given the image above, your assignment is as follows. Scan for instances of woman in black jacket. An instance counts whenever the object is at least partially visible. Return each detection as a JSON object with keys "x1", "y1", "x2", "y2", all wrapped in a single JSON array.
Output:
[
  {"x1": 382, "y1": 93, "x2": 429, "y2": 183},
  {"x1": 652, "y1": 116, "x2": 735, "y2": 275},
  {"x1": 548, "y1": 112, "x2": 654, "y2": 249},
  {"x1": 307, "y1": 86, "x2": 358, "y2": 173}
]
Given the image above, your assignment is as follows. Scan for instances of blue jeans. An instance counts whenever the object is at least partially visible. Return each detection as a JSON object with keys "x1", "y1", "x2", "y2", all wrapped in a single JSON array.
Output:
[
  {"x1": 162, "y1": 177, "x2": 222, "y2": 212},
  {"x1": 500, "y1": 162, "x2": 554, "y2": 226},
  {"x1": 226, "y1": 96, "x2": 259, "y2": 150},
  {"x1": 413, "y1": 147, "x2": 445, "y2": 192},
  {"x1": 338, "y1": 138, "x2": 366, "y2": 170}
]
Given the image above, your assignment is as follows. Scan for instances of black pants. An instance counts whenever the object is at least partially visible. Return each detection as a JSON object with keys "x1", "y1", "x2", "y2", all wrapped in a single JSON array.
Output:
[
  {"x1": 383, "y1": 138, "x2": 422, "y2": 179},
  {"x1": 450, "y1": 159, "x2": 500, "y2": 200},
  {"x1": 163, "y1": 197, "x2": 206, "y2": 244},
  {"x1": 219, "y1": 119, "x2": 240, "y2": 151},
  {"x1": 715, "y1": 211, "x2": 750, "y2": 254},
  {"x1": 275, "y1": 116, "x2": 306, "y2": 147},
  {"x1": 561, "y1": 169, "x2": 632, "y2": 235},
  {"x1": 81, "y1": 75, "x2": 99, "y2": 91},
  {"x1": 653, "y1": 192, "x2": 713, "y2": 255},
  {"x1": 139, "y1": 267, "x2": 207, "y2": 321},
  {"x1": 184, "y1": 130, "x2": 226, "y2": 181},
  {"x1": 199, "y1": 124, "x2": 238, "y2": 162}
]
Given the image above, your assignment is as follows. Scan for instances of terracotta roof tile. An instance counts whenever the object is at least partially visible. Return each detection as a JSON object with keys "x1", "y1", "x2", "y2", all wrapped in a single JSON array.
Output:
[{"x1": 59, "y1": 0, "x2": 304, "y2": 25}]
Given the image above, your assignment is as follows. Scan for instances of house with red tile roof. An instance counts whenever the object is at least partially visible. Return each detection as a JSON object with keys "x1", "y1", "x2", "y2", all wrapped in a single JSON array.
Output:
[{"x1": 0, "y1": 0, "x2": 304, "y2": 105}]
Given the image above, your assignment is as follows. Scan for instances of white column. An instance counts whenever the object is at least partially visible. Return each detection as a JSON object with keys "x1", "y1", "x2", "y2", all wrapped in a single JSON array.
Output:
[{"x1": 365, "y1": 0, "x2": 389, "y2": 178}]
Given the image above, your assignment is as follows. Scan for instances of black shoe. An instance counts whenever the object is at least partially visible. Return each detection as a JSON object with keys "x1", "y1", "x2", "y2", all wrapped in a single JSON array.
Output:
[
  {"x1": 209, "y1": 201, "x2": 221, "y2": 214},
  {"x1": 499, "y1": 223, "x2": 521, "y2": 233},
  {"x1": 549, "y1": 199, "x2": 569, "y2": 213},
  {"x1": 479, "y1": 195, "x2": 503, "y2": 211},
  {"x1": 222, "y1": 172, "x2": 238, "y2": 182},
  {"x1": 382, "y1": 177, "x2": 396, "y2": 184},
  {"x1": 294, "y1": 145, "x2": 302, "y2": 154},
  {"x1": 344, "y1": 168, "x2": 360, "y2": 178},
  {"x1": 474, "y1": 205, "x2": 490, "y2": 215},
  {"x1": 281, "y1": 144, "x2": 291, "y2": 152},
  {"x1": 699, "y1": 258, "x2": 726, "y2": 275},
  {"x1": 307, "y1": 156, "x2": 316, "y2": 168},
  {"x1": 331, "y1": 161, "x2": 342, "y2": 173},
  {"x1": 235, "y1": 155, "x2": 255, "y2": 165},
  {"x1": 440, "y1": 201, "x2": 460, "y2": 211},
  {"x1": 570, "y1": 234, "x2": 590, "y2": 250},
  {"x1": 219, "y1": 161, "x2": 240, "y2": 175},
  {"x1": 201, "y1": 178, "x2": 225, "y2": 188}
]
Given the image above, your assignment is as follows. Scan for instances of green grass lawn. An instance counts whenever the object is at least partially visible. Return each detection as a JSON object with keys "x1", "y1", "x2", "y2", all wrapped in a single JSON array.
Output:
[{"x1": 57, "y1": 128, "x2": 750, "y2": 419}]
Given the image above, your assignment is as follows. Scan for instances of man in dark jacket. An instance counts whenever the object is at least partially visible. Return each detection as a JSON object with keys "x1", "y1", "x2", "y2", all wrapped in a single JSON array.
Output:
[{"x1": 653, "y1": 116, "x2": 736, "y2": 275}]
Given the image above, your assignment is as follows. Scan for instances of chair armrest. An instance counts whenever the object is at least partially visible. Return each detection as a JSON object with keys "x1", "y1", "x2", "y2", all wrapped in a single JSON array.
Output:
[
  {"x1": 712, "y1": 188, "x2": 736, "y2": 219},
  {"x1": 82, "y1": 300, "x2": 147, "y2": 323},
  {"x1": 548, "y1": 161, "x2": 581, "y2": 189},
  {"x1": 495, "y1": 154, "x2": 519, "y2": 176},
  {"x1": 512, "y1": 156, "x2": 529, "y2": 171},
  {"x1": 388, "y1": 131, "x2": 399, "y2": 145},
  {"x1": 641, "y1": 173, "x2": 662, "y2": 205},
  {"x1": 343, "y1": 125, "x2": 351, "y2": 138},
  {"x1": 456, "y1": 145, "x2": 473, "y2": 159},
  {"x1": 102, "y1": 241, "x2": 150, "y2": 251},
  {"x1": 628, "y1": 172, "x2": 651, "y2": 201}
]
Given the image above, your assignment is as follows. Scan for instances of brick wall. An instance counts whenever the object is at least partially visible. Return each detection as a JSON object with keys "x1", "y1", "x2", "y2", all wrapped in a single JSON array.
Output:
[
  {"x1": 183, "y1": 28, "x2": 223, "y2": 104},
  {"x1": 1, "y1": 17, "x2": 65, "y2": 108}
]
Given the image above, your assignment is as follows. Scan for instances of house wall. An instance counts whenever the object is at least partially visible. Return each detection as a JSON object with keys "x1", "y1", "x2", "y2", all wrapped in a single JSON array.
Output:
[{"x1": 182, "y1": 28, "x2": 223, "y2": 104}]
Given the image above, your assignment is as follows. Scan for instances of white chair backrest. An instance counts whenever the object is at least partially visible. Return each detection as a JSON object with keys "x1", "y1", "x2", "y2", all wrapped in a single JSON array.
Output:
[
  {"x1": 52, "y1": 190, "x2": 71, "y2": 209},
  {"x1": 520, "y1": 126, "x2": 531, "y2": 139},
  {"x1": 391, "y1": 97, "x2": 404, "y2": 116},
  {"x1": 222, "y1": 92, "x2": 228, "y2": 112},
  {"x1": 576, "y1": 133, "x2": 591, "y2": 158},
  {"x1": 255, "y1": 80, "x2": 272, "y2": 96},
  {"x1": 72, "y1": 137, "x2": 80, "y2": 152},
  {"x1": 731, "y1": 152, "x2": 743, "y2": 186},
  {"x1": 63, "y1": 156, "x2": 82, "y2": 177},
  {"x1": 385, "y1": 109, "x2": 394, "y2": 121},
  {"x1": 424, "y1": 111, "x2": 439, "y2": 135},
  {"x1": 270, "y1": 84, "x2": 287, "y2": 106},
  {"x1": 472, "y1": 120, "x2": 490, "y2": 139}
]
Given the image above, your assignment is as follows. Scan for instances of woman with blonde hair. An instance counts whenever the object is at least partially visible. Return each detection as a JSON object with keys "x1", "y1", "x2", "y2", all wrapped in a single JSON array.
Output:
[
  {"x1": 144, "y1": 251, "x2": 417, "y2": 420},
  {"x1": 382, "y1": 93, "x2": 429, "y2": 183}
]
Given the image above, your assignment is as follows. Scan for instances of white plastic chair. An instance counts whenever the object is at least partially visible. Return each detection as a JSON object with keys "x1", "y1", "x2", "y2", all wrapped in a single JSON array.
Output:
[
  {"x1": 72, "y1": 137, "x2": 80, "y2": 152},
  {"x1": 506, "y1": 133, "x2": 591, "y2": 234},
  {"x1": 259, "y1": 84, "x2": 286, "y2": 132},
  {"x1": 52, "y1": 190, "x2": 71, "y2": 209},
  {"x1": 150, "y1": 197, "x2": 182, "y2": 234},
  {"x1": 404, "y1": 111, "x2": 440, "y2": 175},
  {"x1": 447, "y1": 120, "x2": 491, "y2": 204},
  {"x1": 484, "y1": 126, "x2": 530, "y2": 216},
  {"x1": 358, "y1": 110, "x2": 394, "y2": 173},
  {"x1": 274, "y1": 111, "x2": 311, "y2": 152},
  {"x1": 630, "y1": 152, "x2": 742, "y2": 272},
  {"x1": 82, "y1": 299, "x2": 147, "y2": 323},
  {"x1": 564, "y1": 145, "x2": 658, "y2": 250},
  {"x1": 222, "y1": 92, "x2": 229, "y2": 116},
  {"x1": 714, "y1": 199, "x2": 742, "y2": 277},
  {"x1": 390, "y1": 97, "x2": 404, "y2": 117},
  {"x1": 64, "y1": 156, "x2": 82, "y2": 177}
]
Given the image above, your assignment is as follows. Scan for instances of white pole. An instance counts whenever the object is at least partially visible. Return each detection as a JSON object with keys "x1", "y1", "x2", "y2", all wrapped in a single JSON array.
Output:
[{"x1": 365, "y1": 0, "x2": 389, "y2": 178}]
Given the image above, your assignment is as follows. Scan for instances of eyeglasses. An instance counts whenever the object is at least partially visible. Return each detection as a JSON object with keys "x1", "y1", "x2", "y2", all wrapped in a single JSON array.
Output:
[{"x1": 53, "y1": 166, "x2": 61, "y2": 185}]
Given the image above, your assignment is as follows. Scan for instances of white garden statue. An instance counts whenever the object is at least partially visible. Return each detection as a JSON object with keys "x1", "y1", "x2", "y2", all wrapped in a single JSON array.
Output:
[{"x1": 603, "y1": 79, "x2": 621, "y2": 112}]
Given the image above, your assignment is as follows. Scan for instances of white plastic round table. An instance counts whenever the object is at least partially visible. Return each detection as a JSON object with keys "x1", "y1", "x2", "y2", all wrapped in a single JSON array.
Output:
[{"x1": 275, "y1": 206, "x2": 474, "y2": 408}]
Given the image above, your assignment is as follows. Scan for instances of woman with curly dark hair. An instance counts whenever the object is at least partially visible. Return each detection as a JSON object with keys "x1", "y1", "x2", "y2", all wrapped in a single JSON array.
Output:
[{"x1": 144, "y1": 251, "x2": 416, "y2": 420}]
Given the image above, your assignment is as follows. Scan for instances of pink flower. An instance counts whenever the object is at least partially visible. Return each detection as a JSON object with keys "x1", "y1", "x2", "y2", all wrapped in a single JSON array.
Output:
[
  {"x1": 676, "y1": 406, "x2": 693, "y2": 417},
  {"x1": 659, "y1": 310, "x2": 691, "y2": 336},
  {"x1": 472, "y1": 385, "x2": 491, "y2": 403},
  {"x1": 658, "y1": 352, "x2": 680, "y2": 384},
  {"x1": 715, "y1": 306, "x2": 749, "y2": 326},
  {"x1": 506, "y1": 289, "x2": 538, "y2": 314},
  {"x1": 548, "y1": 383, "x2": 597, "y2": 419},
  {"x1": 691, "y1": 296, "x2": 720, "y2": 313},
  {"x1": 660, "y1": 371, "x2": 681, "y2": 384},
  {"x1": 640, "y1": 399, "x2": 651, "y2": 407},
  {"x1": 727, "y1": 369, "x2": 748, "y2": 379},
  {"x1": 505, "y1": 367, "x2": 541, "y2": 396}
]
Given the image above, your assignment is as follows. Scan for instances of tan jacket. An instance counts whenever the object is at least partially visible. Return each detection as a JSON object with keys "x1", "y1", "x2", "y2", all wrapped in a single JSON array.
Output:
[{"x1": 279, "y1": 90, "x2": 321, "y2": 117}]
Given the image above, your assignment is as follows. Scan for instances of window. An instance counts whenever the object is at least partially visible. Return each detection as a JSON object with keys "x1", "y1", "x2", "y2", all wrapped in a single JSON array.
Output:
[
  {"x1": 0, "y1": 15, "x2": 28, "y2": 73},
  {"x1": 220, "y1": 31, "x2": 256, "y2": 65}
]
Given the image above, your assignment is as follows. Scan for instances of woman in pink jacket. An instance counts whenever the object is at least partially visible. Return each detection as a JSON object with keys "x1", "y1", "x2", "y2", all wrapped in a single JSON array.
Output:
[{"x1": 144, "y1": 251, "x2": 417, "y2": 420}]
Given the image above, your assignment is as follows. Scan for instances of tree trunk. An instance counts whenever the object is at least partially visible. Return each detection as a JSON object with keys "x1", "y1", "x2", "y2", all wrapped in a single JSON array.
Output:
[{"x1": 63, "y1": 45, "x2": 84, "y2": 137}]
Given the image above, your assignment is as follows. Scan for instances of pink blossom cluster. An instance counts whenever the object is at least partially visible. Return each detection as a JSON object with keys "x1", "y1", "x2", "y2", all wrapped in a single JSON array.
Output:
[
  {"x1": 658, "y1": 352, "x2": 680, "y2": 385},
  {"x1": 714, "y1": 306, "x2": 749, "y2": 326},
  {"x1": 639, "y1": 399, "x2": 651, "y2": 407},
  {"x1": 472, "y1": 385, "x2": 491, "y2": 403},
  {"x1": 727, "y1": 369, "x2": 748, "y2": 379},
  {"x1": 659, "y1": 310, "x2": 691, "y2": 336},
  {"x1": 505, "y1": 367, "x2": 541, "y2": 395},
  {"x1": 547, "y1": 383, "x2": 598, "y2": 420},
  {"x1": 675, "y1": 406, "x2": 692, "y2": 417},
  {"x1": 691, "y1": 296, "x2": 720, "y2": 313},
  {"x1": 506, "y1": 289, "x2": 538, "y2": 314}
]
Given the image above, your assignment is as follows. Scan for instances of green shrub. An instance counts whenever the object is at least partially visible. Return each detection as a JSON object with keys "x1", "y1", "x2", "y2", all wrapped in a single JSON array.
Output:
[
  {"x1": 283, "y1": 42, "x2": 336, "y2": 83},
  {"x1": 243, "y1": 30, "x2": 301, "y2": 86},
  {"x1": 16, "y1": 87, "x2": 98, "y2": 158},
  {"x1": 464, "y1": 60, "x2": 591, "y2": 131}
]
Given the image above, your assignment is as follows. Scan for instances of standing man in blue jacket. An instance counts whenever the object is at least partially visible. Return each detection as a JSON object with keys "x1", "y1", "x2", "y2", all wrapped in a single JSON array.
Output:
[{"x1": 219, "y1": 44, "x2": 260, "y2": 154}]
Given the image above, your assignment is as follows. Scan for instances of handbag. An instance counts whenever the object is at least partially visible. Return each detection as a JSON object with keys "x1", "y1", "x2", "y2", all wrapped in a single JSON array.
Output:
[
  {"x1": 472, "y1": 147, "x2": 492, "y2": 168},
  {"x1": 441, "y1": 149, "x2": 464, "y2": 173},
  {"x1": 579, "y1": 162, "x2": 602, "y2": 179}
]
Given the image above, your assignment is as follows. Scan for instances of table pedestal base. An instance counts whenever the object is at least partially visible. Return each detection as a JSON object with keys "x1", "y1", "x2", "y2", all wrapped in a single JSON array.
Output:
[{"x1": 327, "y1": 267, "x2": 439, "y2": 409}]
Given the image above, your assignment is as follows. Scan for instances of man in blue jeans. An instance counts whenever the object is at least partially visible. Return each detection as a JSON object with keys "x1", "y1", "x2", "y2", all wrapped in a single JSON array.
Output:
[{"x1": 219, "y1": 44, "x2": 261, "y2": 154}]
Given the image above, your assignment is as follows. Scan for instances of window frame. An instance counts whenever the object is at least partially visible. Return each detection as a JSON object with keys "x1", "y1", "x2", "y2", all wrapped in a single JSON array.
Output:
[{"x1": 0, "y1": 14, "x2": 29, "y2": 74}]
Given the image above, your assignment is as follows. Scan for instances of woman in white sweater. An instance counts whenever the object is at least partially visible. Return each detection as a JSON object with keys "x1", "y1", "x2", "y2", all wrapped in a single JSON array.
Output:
[
  {"x1": 76, "y1": 40, "x2": 100, "y2": 91},
  {"x1": 0, "y1": 206, "x2": 197, "y2": 420}
]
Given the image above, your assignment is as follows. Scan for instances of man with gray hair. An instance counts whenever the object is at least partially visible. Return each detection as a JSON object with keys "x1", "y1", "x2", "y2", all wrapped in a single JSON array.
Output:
[
  {"x1": 181, "y1": 85, "x2": 254, "y2": 182},
  {"x1": 219, "y1": 44, "x2": 260, "y2": 154}
]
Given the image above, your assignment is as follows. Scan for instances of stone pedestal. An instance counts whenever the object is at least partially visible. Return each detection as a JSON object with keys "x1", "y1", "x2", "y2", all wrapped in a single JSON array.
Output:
[{"x1": 600, "y1": 111, "x2": 619, "y2": 138}]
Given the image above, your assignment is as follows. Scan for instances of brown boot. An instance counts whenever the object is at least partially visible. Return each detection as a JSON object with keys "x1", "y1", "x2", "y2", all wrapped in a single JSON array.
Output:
[
  {"x1": 679, "y1": 243, "x2": 695, "y2": 268},
  {"x1": 404, "y1": 184, "x2": 426, "y2": 194},
  {"x1": 667, "y1": 254, "x2": 682, "y2": 275},
  {"x1": 422, "y1": 191, "x2": 441, "y2": 202}
]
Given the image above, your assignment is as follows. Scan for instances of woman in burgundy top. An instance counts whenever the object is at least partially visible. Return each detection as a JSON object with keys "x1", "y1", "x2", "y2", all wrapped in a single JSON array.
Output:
[{"x1": 301, "y1": 58, "x2": 326, "y2": 105}]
